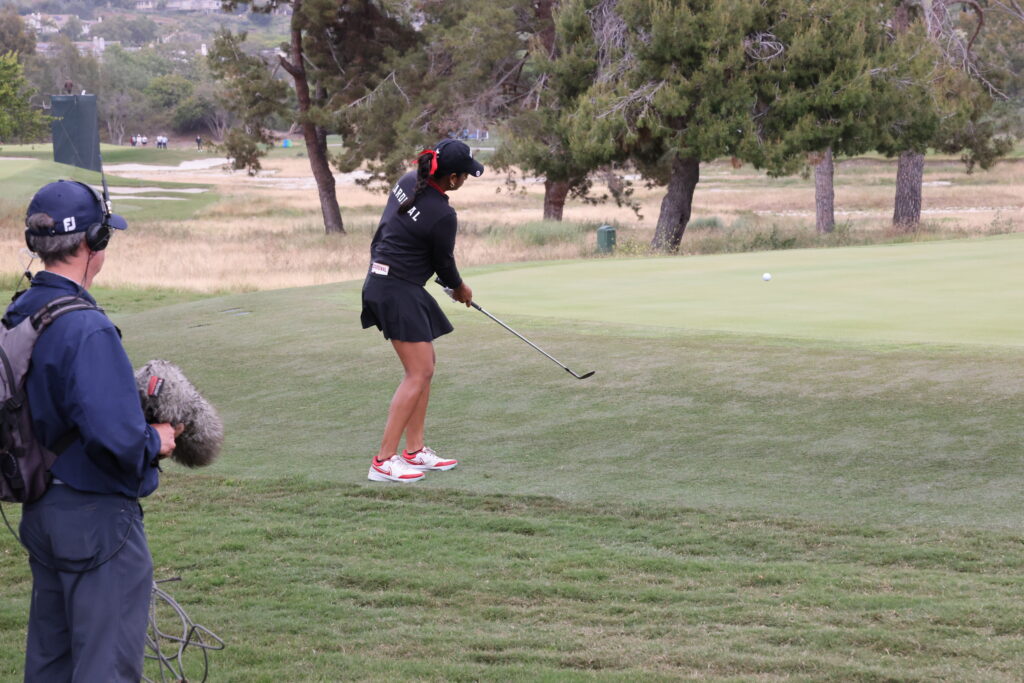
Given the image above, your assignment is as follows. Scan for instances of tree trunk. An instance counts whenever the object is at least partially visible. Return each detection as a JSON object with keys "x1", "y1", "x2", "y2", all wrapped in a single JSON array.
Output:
[
  {"x1": 285, "y1": 0, "x2": 345, "y2": 235},
  {"x1": 305, "y1": 122, "x2": 343, "y2": 233},
  {"x1": 542, "y1": 179, "x2": 570, "y2": 221},
  {"x1": 535, "y1": 0, "x2": 556, "y2": 55},
  {"x1": 203, "y1": 107, "x2": 231, "y2": 142},
  {"x1": 650, "y1": 156, "x2": 700, "y2": 252},
  {"x1": 814, "y1": 147, "x2": 835, "y2": 234},
  {"x1": 106, "y1": 119, "x2": 123, "y2": 146},
  {"x1": 893, "y1": 150, "x2": 924, "y2": 231},
  {"x1": 893, "y1": 1, "x2": 912, "y2": 33},
  {"x1": 890, "y1": 2, "x2": 925, "y2": 234}
]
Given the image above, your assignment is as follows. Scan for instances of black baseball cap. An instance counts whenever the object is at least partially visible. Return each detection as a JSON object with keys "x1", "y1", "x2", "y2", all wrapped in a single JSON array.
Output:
[
  {"x1": 435, "y1": 139, "x2": 484, "y2": 177},
  {"x1": 26, "y1": 180, "x2": 128, "y2": 235}
]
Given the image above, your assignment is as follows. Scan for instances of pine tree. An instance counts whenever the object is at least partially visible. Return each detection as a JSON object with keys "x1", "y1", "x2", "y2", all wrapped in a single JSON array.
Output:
[
  {"x1": 331, "y1": 0, "x2": 529, "y2": 192},
  {"x1": 218, "y1": 0, "x2": 418, "y2": 234},
  {"x1": 560, "y1": 0, "x2": 790, "y2": 252},
  {"x1": 742, "y1": 0, "x2": 892, "y2": 233},
  {"x1": 885, "y1": 0, "x2": 1012, "y2": 230},
  {"x1": 207, "y1": 31, "x2": 290, "y2": 176},
  {"x1": 490, "y1": 0, "x2": 600, "y2": 221}
]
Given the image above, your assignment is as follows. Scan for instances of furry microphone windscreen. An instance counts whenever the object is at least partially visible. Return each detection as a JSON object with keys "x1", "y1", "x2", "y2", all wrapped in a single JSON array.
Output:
[{"x1": 135, "y1": 359, "x2": 223, "y2": 468}]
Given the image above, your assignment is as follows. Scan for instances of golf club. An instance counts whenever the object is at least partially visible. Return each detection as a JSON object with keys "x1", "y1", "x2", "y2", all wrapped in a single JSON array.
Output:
[{"x1": 436, "y1": 279, "x2": 595, "y2": 380}]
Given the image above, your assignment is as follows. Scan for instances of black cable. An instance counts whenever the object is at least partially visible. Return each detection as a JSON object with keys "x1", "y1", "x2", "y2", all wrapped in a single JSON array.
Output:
[
  {"x1": 144, "y1": 577, "x2": 225, "y2": 683},
  {"x1": 2, "y1": 509, "x2": 226, "y2": 681}
]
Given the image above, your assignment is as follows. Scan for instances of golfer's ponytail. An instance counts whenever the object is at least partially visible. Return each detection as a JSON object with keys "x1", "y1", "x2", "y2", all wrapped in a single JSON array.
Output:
[{"x1": 400, "y1": 149, "x2": 436, "y2": 214}]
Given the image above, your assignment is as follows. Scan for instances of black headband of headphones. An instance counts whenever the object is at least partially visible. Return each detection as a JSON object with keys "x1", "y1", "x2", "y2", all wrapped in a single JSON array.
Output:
[
  {"x1": 24, "y1": 180, "x2": 115, "y2": 253},
  {"x1": 24, "y1": 181, "x2": 110, "y2": 236},
  {"x1": 72, "y1": 180, "x2": 112, "y2": 231}
]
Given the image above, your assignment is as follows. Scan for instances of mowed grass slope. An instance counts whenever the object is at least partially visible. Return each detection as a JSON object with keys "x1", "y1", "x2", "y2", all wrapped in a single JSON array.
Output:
[{"x1": 1, "y1": 237, "x2": 1023, "y2": 680}]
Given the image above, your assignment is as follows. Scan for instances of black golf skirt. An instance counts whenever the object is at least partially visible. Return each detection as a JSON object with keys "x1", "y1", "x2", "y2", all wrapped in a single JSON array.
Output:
[{"x1": 360, "y1": 273, "x2": 454, "y2": 342}]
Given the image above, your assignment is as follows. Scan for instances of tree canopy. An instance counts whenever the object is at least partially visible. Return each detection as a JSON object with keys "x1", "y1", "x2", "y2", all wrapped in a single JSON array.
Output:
[
  {"x1": 208, "y1": 29, "x2": 289, "y2": 175},
  {"x1": 0, "y1": 4, "x2": 37, "y2": 57},
  {"x1": 90, "y1": 14, "x2": 159, "y2": 46},
  {"x1": 558, "y1": 0, "x2": 797, "y2": 250},
  {"x1": 10, "y1": 0, "x2": 1015, "y2": 239},
  {"x1": 0, "y1": 51, "x2": 49, "y2": 143}
]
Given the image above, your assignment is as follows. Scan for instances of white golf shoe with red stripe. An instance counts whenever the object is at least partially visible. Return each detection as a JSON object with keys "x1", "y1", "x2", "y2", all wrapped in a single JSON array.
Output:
[
  {"x1": 402, "y1": 446, "x2": 457, "y2": 471},
  {"x1": 368, "y1": 454, "x2": 425, "y2": 483}
]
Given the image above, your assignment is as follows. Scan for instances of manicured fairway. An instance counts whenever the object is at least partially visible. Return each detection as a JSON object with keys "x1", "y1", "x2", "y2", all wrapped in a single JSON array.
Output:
[
  {"x1": 2, "y1": 236, "x2": 1022, "y2": 680},
  {"x1": 466, "y1": 233, "x2": 1024, "y2": 347}
]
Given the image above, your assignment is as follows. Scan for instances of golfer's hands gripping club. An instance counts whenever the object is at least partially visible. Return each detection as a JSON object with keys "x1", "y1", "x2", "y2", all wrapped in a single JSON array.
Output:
[{"x1": 441, "y1": 281, "x2": 473, "y2": 307}]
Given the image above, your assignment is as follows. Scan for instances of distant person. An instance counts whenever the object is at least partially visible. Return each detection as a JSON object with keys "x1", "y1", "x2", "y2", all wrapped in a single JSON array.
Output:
[
  {"x1": 141, "y1": 135, "x2": 148, "y2": 146},
  {"x1": 195, "y1": 135, "x2": 202, "y2": 151},
  {"x1": 361, "y1": 139, "x2": 483, "y2": 482},
  {"x1": 9, "y1": 180, "x2": 181, "y2": 680},
  {"x1": 130, "y1": 135, "x2": 136, "y2": 147}
]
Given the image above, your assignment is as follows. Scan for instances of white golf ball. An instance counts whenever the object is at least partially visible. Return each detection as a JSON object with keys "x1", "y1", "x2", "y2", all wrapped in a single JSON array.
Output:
[{"x1": 762, "y1": 272, "x2": 772, "y2": 281}]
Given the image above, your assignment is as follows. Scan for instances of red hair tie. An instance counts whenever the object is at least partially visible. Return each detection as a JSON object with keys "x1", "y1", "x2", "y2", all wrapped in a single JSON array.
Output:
[{"x1": 417, "y1": 149, "x2": 438, "y2": 175}]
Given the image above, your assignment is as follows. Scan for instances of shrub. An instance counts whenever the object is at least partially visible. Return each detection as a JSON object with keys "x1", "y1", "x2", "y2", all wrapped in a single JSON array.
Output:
[
  {"x1": 515, "y1": 220, "x2": 591, "y2": 247},
  {"x1": 688, "y1": 216, "x2": 723, "y2": 230}
]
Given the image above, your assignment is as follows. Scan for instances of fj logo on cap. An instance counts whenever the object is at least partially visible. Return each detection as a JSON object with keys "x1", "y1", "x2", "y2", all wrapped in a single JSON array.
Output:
[{"x1": 62, "y1": 217, "x2": 76, "y2": 232}]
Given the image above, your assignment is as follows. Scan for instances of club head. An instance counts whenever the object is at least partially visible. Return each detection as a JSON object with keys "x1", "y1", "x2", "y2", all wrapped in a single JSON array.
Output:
[{"x1": 573, "y1": 370, "x2": 596, "y2": 380}]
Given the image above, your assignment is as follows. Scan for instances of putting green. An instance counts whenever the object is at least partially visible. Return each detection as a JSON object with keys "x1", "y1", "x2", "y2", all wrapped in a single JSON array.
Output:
[{"x1": 463, "y1": 234, "x2": 1024, "y2": 347}]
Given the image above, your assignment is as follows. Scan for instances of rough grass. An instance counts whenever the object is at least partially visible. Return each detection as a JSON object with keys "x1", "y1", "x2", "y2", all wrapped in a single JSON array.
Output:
[
  {"x1": 0, "y1": 251, "x2": 1021, "y2": 679},
  {"x1": 6, "y1": 478, "x2": 1024, "y2": 681}
]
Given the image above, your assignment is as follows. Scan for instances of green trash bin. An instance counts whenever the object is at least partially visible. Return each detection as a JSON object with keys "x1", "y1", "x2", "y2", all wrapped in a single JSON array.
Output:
[{"x1": 596, "y1": 225, "x2": 616, "y2": 253}]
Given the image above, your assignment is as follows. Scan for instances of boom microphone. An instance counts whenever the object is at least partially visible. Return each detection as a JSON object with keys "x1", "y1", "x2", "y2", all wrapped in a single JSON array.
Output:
[{"x1": 136, "y1": 360, "x2": 223, "y2": 468}]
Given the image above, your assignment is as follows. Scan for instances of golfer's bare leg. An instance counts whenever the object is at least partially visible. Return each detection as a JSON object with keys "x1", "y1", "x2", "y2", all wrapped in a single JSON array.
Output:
[
  {"x1": 376, "y1": 341, "x2": 434, "y2": 460},
  {"x1": 403, "y1": 346, "x2": 435, "y2": 454}
]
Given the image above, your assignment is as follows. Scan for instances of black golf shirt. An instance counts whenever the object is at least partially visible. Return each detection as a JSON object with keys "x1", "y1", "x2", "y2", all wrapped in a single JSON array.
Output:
[{"x1": 369, "y1": 171, "x2": 463, "y2": 289}]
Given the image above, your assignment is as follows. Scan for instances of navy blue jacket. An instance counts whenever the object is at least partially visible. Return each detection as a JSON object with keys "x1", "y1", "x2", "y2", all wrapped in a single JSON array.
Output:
[
  {"x1": 4, "y1": 272, "x2": 161, "y2": 498},
  {"x1": 369, "y1": 171, "x2": 463, "y2": 289}
]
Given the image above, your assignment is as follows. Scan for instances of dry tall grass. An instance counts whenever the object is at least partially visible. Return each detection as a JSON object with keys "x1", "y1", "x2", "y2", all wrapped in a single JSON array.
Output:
[{"x1": 5, "y1": 155, "x2": 1022, "y2": 292}]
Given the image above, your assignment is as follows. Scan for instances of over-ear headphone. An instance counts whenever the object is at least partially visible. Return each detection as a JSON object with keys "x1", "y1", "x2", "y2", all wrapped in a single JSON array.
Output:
[
  {"x1": 24, "y1": 181, "x2": 112, "y2": 252},
  {"x1": 75, "y1": 181, "x2": 113, "y2": 252}
]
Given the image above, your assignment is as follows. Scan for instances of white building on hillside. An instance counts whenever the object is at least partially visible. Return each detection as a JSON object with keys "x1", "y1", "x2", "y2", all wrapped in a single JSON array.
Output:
[{"x1": 163, "y1": 0, "x2": 221, "y2": 11}]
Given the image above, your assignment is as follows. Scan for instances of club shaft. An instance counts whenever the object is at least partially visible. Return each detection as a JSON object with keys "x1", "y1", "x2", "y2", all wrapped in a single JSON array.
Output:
[{"x1": 470, "y1": 302, "x2": 577, "y2": 376}]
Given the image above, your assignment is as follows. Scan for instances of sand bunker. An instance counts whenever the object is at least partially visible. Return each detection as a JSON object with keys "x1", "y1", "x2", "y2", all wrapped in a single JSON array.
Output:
[
  {"x1": 109, "y1": 186, "x2": 208, "y2": 194},
  {"x1": 104, "y1": 158, "x2": 229, "y2": 172}
]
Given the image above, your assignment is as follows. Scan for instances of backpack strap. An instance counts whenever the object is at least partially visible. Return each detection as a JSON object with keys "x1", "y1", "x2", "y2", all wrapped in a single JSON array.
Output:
[
  {"x1": 29, "y1": 295, "x2": 104, "y2": 333},
  {"x1": 23, "y1": 296, "x2": 102, "y2": 455}
]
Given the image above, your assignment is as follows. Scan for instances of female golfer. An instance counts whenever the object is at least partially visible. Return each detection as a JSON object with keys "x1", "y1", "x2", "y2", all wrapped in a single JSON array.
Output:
[{"x1": 361, "y1": 139, "x2": 483, "y2": 482}]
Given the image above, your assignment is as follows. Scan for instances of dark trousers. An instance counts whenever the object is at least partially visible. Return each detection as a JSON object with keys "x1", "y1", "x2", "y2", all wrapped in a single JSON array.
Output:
[{"x1": 19, "y1": 485, "x2": 153, "y2": 682}]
